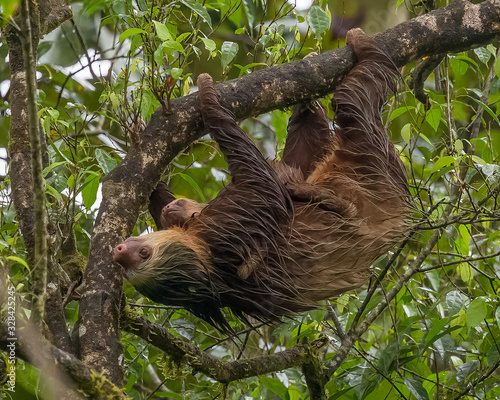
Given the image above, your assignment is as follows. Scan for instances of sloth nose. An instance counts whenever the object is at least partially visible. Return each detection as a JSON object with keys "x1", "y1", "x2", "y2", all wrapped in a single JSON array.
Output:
[
  {"x1": 113, "y1": 243, "x2": 126, "y2": 258},
  {"x1": 113, "y1": 244, "x2": 130, "y2": 268}
]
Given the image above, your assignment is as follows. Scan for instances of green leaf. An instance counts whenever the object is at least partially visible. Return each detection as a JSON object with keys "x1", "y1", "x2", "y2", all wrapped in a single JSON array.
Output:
[
  {"x1": 425, "y1": 318, "x2": 448, "y2": 346},
  {"x1": 378, "y1": 338, "x2": 399, "y2": 373},
  {"x1": 451, "y1": 59, "x2": 468, "y2": 76},
  {"x1": 170, "y1": 67, "x2": 183, "y2": 80},
  {"x1": 0, "y1": 223, "x2": 16, "y2": 233},
  {"x1": 287, "y1": 386, "x2": 301, "y2": 400},
  {"x1": 336, "y1": 293, "x2": 349, "y2": 313},
  {"x1": 82, "y1": 174, "x2": 100, "y2": 210},
  {"x1": 308, "y1": 6, "x2": 330, "y2": 37},
  {"x1": 140, "y1": 93, "x2": 152, "y2": 118},
  {"x1": 162, "y1": 40, "x2": 185, "y2": 55},
  {"x1": 459, "y1": 263, "x2": 473, "y2": 284},
  {"x1": 37, "y1": 89, "x2": 46, "y2": 102},
  {"x1": 470, "y1": 97, "x2": 499, "y2": 123},
  {"x1": 425, "y1": 108, "x2": 441, "y2": 131},
  {"x1": 221, "y1": 41, "x2": 239, "y2": 70},
  {"x1": 456, "y1": 55, "x2": 478, "y2": 68},
  {"x1": 271, "y1": 110, "x2": 288, "y2": 144},
  {"x1": 180, "y1": 0, "x2": 212, "y2": 29},
  {"x1": 431, "y1": 156, "x2": 455, "y2": 173},
  {"x1": 154, "y1": 46, "x2": 164, "y2": 65},
  {"x1": 201, "y1": 37, "x2": 216, "y2": 52},
  {"x1": 401, "y1": 123, "x2": 412, "y2": 144},
  {"x1": 109, "y1": 92, "x2": 120, "y2": 109},
  {"x1": 96, "y1": 149, "x2": 118, "y2": 175},
  {"x1": 496, "y1": 307, "x2": 500, "y2": 329},
  {"x1": 466, "y1": 298, "x2": 487, "y2": 328},
  {"x1": 329, "y1": 388, "x2": 353, "y2": 400},
  {"x1": 46, "y1": 184, "x2": 62, "y2": 202},
  {"x1": 447, "y1": 291, "x2": 469, "y2": 316},
  {"x1": 402, "y1": 377, "x2": 429, "y2": 400},
  {"x1": 43, "y1": 161, "x2": 67, "y2": 176},
  {"x1": 235, "y1": 62, "x2": 268, "y2": 76},
  {"x1": 153, "y1": 21, "x2": 171, "y2": 41},
  {"x1": 474, "y1": 47, "x2": 491, "y2": 65},
  {"x1": 456, "y1": 360, "x2": 479, "y2": 384},
  {"x1": 176, "y1": 32, "x2": 191, "y2": 42},
  {"x1": 418, "y1": 146, "x2": 432, "y2": 162},
  {"x1": 471, "y1": 155, "x2": 487, "y2": 166},
  {"x1": 390, "y1": 106, "x2": 414, "y2": 121},
  {"x1": 455, "y1": 139, "x2": 463, "y2": 154},
  {"x1": 118, "y1": 28, "x2": 146, "y2": 43},
  {"x1": 419, "y1": 132, "x2": 432, "y2": 146},
  {"x1": 260, "y1": 377, "x2": 287, "y2": 397},
  {"x1": 47, "y1": 108, "x2": 59, "y2": 119},
  {"x1": 7, "y1": 256, "x2": 29, "y2": 270},
  {"x1": 487, "y1": 343, "x2": 500, "y2": 366},
  {"x1": 458, "y1": 224, "x2": 470, "y2": 255},
  {"x1": 495, "y1": 56, "x2": 500, "y2": 79},
  {"x1": 177, "y1": 173, "x2": 205, "y2": 202}
]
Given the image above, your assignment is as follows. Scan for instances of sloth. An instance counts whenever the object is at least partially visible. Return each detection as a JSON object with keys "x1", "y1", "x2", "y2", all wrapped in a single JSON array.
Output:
[{"x1": 113, "y1": 29, "x2": 410, "y2": 330}]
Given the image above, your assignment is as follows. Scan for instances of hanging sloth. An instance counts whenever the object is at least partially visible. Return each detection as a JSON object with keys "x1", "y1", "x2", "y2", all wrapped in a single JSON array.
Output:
[{"x1": 113, "y1": 29, "x2": 410, "y2": 331}]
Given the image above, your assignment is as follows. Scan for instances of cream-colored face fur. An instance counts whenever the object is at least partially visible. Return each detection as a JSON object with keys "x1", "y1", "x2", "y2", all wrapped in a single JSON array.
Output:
[{"x1": 116, "y1": 227, "x2": 211, "y2": 287}]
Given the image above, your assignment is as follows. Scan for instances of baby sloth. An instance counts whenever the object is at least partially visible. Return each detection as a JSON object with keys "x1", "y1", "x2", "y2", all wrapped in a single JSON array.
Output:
[{"x1": 113, "y1": 29, "x2": 410, "y2": 330}]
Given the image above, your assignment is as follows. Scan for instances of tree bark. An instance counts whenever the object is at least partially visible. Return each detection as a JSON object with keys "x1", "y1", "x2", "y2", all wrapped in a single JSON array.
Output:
[
  {"x1": 6, "y1": 0, "x2": 74, "y2": 357},
  {"x1": 121, "y1": 307, "x2": 329, "y2": 384}
]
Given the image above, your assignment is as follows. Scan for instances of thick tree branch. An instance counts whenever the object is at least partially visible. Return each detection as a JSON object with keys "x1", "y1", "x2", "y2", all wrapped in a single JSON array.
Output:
[
  {"x1": 121, "y1": 306, "x2": 329, "y2": 384},
  {"x1": 78, "y1": 0, "x2": 500, "y2": 383},
  {"x1": 301, "y1": 351, "x2": 328, "y2": 400},
  {"x1": 6, "y1": 0, "x2": 74, "y2": 353},
  {"x1": 19, "y1": 0, "x2": 48, "y2": 327},
  {"x1": 38, "y1": 0, "x2": 73, "y2": 36}
]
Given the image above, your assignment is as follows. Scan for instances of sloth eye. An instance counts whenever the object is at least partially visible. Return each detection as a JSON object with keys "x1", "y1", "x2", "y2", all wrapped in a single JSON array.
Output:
[{"x1": 139, "y1": 248, "x2": 150, "y2": 259}]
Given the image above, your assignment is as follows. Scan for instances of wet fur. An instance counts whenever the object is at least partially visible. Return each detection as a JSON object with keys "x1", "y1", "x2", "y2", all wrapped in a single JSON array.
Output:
[{"x1": 131, "y1": 31, "x2": 409, "y2": 330}]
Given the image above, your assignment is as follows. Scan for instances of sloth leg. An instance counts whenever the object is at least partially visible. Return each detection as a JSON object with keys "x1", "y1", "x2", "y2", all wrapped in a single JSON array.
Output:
[
  {"x1": 331, "y1": 28, "x2": 406, "y2": 192},
  {"x1": 282, "y1": 102, "x2": 332, "y2": 178},
  {"x1": 148, "y1": 181, "x2": 176, "y2": 230}
]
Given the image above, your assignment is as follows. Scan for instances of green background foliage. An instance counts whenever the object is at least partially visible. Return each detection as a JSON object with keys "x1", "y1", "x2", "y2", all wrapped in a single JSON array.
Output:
[{"x1": 0, "y1": 0, "x2": 499, "y2": 399}]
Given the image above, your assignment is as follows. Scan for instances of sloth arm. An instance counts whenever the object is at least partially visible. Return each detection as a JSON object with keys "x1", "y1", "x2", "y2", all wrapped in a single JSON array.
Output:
[{"x1": 187, "y1": 74, "x2": 293, "y2": 278}]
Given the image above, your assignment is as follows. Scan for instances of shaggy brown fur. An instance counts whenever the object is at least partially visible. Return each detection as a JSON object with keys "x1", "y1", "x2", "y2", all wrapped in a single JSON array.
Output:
[{"x1": 113, "y1": 29, "x2": 410, "y2": 330}]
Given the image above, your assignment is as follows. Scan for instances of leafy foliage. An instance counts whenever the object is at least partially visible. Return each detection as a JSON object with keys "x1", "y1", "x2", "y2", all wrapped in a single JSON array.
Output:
[{"x1": 0, "y1": 0, "x2": 499, "y2": 399}]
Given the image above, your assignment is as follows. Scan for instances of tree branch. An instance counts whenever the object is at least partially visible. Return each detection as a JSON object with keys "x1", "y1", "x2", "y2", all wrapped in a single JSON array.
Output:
[
  {"x1": 120, "y1": 306, "x2": 329, "y2": 384},
  {"x1": 19, "y1": 0, "x2": 48, "y2": 328},
  {"x1": 6, "y1": 0, "x2": 75, "y2": 354},
  {"x1": 38, "y1": 0, "x2": 73, "y2": 36}
]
